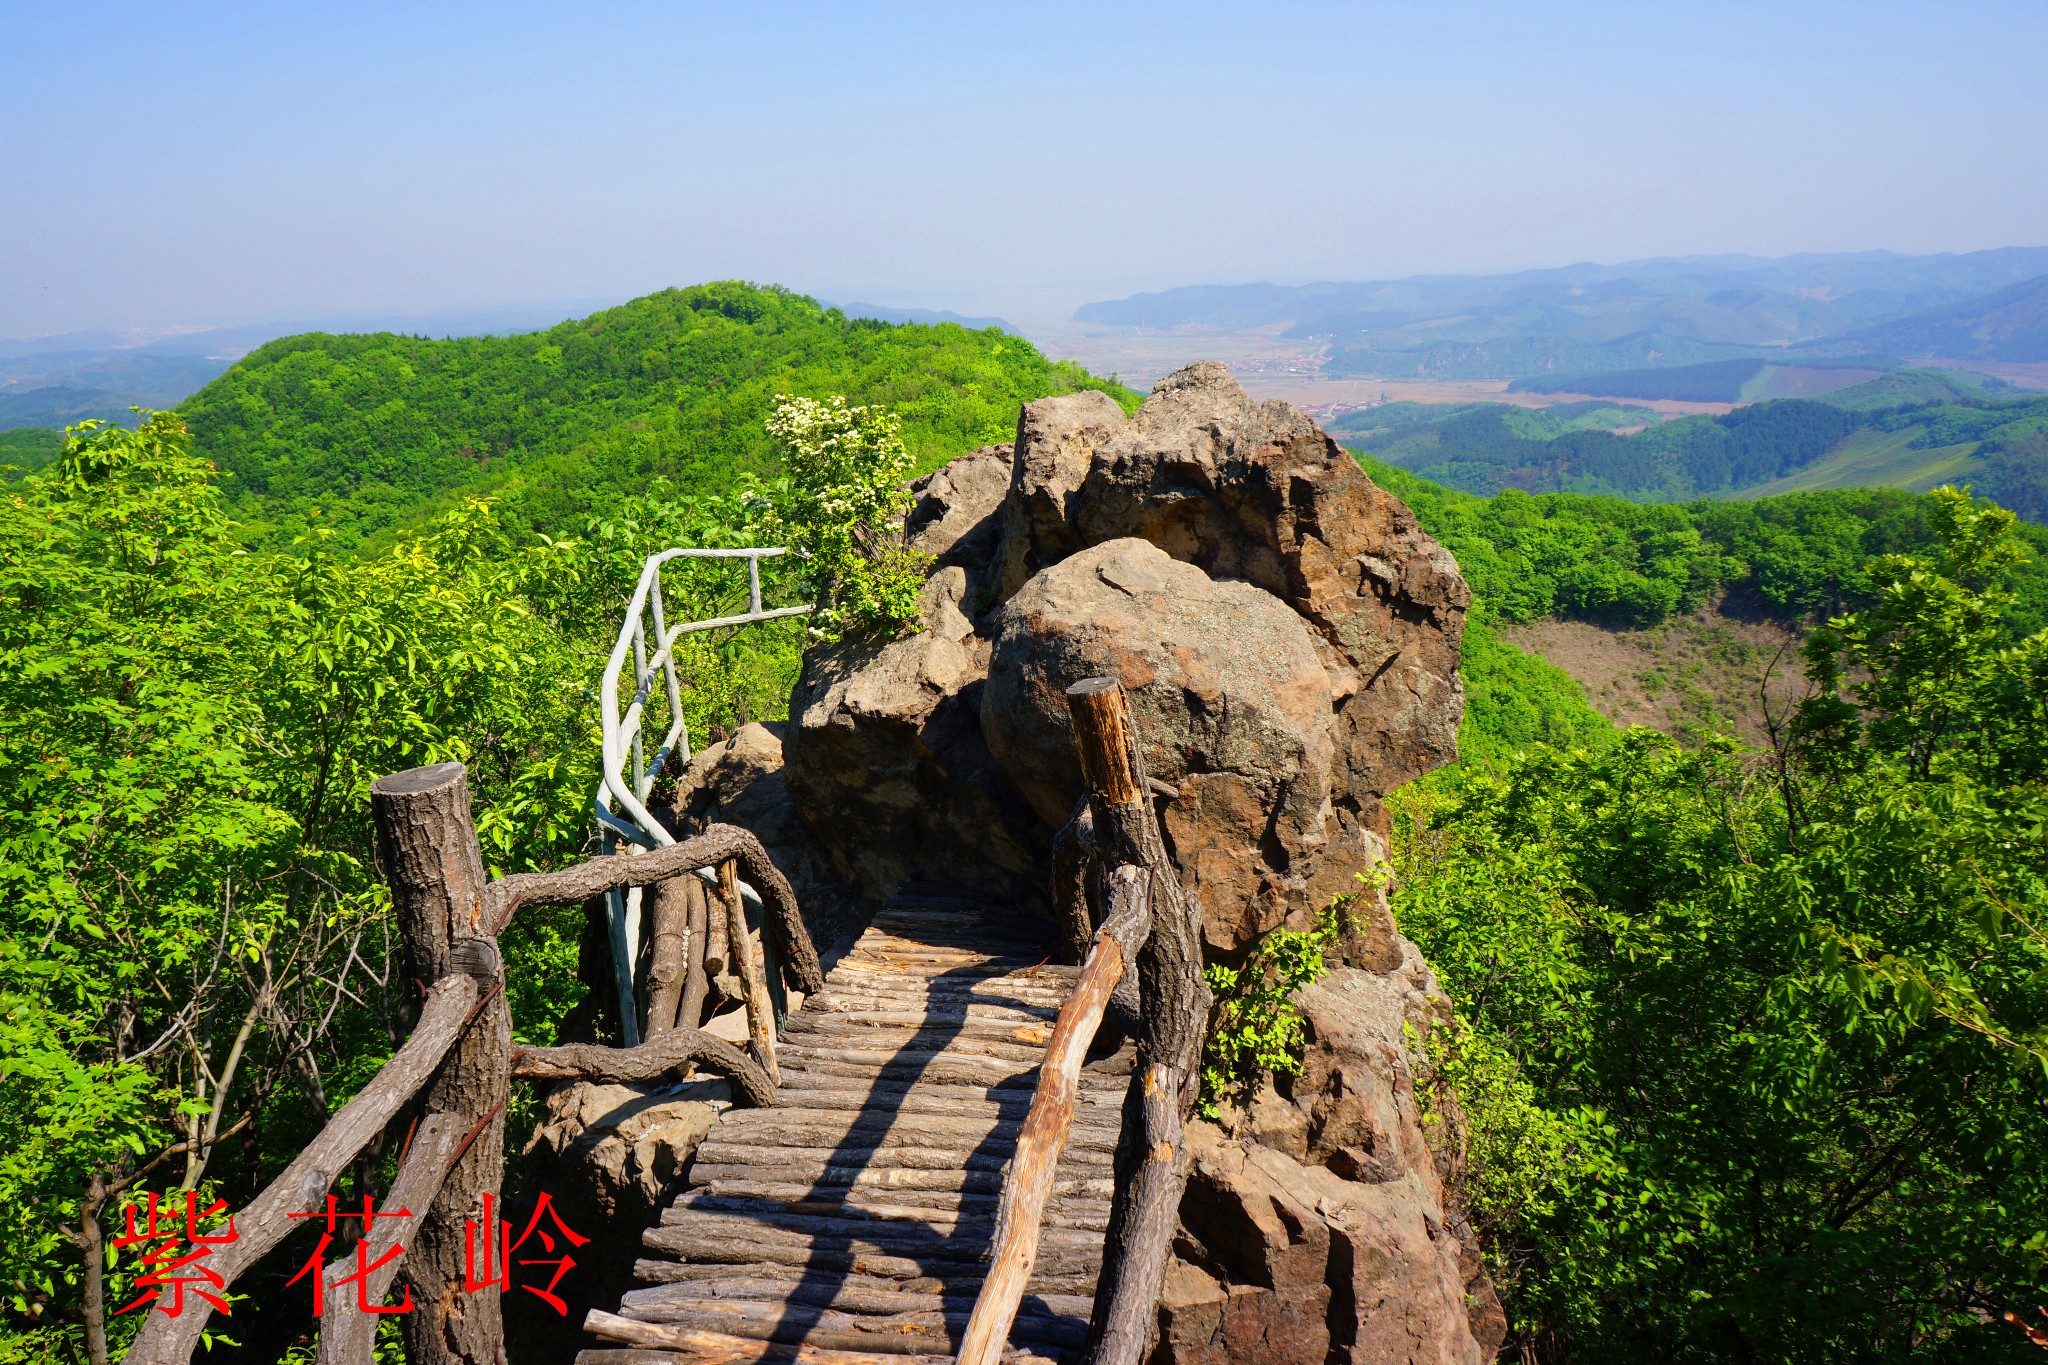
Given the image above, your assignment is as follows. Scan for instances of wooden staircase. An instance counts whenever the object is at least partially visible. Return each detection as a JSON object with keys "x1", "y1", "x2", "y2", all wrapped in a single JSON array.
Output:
[{"x1": 580, "y1": 901, "x2": 1128, "y2": 1364}]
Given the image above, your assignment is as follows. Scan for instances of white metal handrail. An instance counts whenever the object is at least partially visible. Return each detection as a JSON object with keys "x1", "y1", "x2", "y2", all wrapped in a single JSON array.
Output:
[{"x1": 595, "y1": 547, "x2": 811, "y2": 1045}]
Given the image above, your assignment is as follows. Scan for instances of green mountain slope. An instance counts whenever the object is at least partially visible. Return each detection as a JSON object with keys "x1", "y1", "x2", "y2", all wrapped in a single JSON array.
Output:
[
  {"x1": 1737, "y1": 427, "x2": 1984, "y2": 497},
  {"x1": 182, "y1": 282, "x2": 1132, "y2": 550}
]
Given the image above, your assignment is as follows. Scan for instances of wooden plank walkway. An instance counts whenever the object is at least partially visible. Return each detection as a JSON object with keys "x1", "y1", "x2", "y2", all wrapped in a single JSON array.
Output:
[{"x1": 579, "y1": 901, "x2": 1127, "y2": 1365}]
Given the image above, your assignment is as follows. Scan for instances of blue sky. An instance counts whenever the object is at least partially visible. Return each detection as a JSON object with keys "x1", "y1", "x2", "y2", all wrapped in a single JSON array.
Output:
[{"x1": 4, "y1": 1, "x2": 2046, "y2": 336}]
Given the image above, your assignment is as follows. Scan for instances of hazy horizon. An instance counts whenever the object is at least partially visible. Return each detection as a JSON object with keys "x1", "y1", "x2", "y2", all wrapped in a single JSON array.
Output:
[{"x1": 8, "y1": 2, "x2": 2048, "y2": 339}]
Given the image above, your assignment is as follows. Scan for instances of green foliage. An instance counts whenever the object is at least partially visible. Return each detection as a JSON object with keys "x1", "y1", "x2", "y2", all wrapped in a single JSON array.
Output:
[
  {"x1": 0, "y1": 416, "x2": 793, "y2": 1358},
  {"x1": 1200, "y1": 900, "x2": 1345, "y2": 1113},
  {"x1": 180, "y1": 284, "x2": 1135, "y2": 552},
  {"x1": 0, "y1": 429, "x2": 63, "y2": 477},
  {"x1": 1393, "y1": 494, "x2": 2048, "y2": 1361},
  {"x1": 755, "y1": 395, "x2": 928, "y2": 638},
  {"x1": 1362, "y1": 453, "x2": 2048, "y2": 635}
]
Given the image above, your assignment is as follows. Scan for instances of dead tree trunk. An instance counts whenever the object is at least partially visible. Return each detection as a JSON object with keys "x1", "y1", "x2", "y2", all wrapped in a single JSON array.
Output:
[
  {"x1": 374, "y1": 762, "x2": 511, "y2": 1365},
  {"x1": 1064, "y1": 678, "x2": 1213, "y2": 1365}
]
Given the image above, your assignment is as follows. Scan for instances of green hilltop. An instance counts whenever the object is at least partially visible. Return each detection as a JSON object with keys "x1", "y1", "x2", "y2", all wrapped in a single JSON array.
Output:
[{"x1": 181, "y1": 281, "x2": 1135, "y2": 551}]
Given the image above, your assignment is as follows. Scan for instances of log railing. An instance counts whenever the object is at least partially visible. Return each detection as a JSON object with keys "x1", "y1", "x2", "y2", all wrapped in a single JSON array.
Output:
[
  {"x1": 958, "y1": 677, "x2": 1214, "y2": 1365},
  {"x1": 123, "y1": 761, "x2": 815, "y2": 1365}
]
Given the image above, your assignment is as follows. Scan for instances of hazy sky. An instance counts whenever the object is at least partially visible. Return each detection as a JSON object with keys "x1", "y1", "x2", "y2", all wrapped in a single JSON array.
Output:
[{"x1": 6, "y1": 1, "x2": 2046, "y2": 337}]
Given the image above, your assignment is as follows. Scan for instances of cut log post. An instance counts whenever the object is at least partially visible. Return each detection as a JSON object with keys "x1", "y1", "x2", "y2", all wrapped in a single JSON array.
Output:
[
  {"x1": 955, "y1": 865, "x2": 1152, "y2": 1365},
  {"x1": 1063, "y1": 678, "x2": 1214, "y2": 1365},
  {"x1": 373, "y1": 762, "x2": 511, "y2": 1365},
  {"x1": 315, "y1": 1112, "x2": 464, "y2": 1364},
  {"x1": 120, "y1": 976, "x2": 480, "y2": 1365},
  {"x1": 722, "y1": 860, "x2": 780, "y2": 1086},
  {"x1": 644, "y1": 874, "x2": 702, "y2": 1036},
  {"x1": 511, "y1": 1031, "x2": 776, "y2": 1108}
]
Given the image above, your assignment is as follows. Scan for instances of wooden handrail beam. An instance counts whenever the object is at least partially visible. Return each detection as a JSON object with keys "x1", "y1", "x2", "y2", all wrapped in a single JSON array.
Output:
[{"x1": 487, "y1": 823, "x2": 822, "y2": 996}]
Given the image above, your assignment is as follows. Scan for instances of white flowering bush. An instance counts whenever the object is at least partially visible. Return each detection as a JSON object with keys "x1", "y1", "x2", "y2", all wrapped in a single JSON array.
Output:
[{"x1": 756, "y1": 394, "x2": 929, "y2": 638}]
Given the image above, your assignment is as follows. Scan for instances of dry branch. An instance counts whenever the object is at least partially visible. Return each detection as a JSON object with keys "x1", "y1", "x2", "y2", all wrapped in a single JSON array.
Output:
[
  {"x1": 487, "y1": 823, "x2": 823, "y2": 994},
  {"x1": 512, "y1": 1031, "x2": 776, "y2": 1108},
  {"x1": 722, "y1": 860, "x2": 781, "y2": 1084},
  {"x1": 315, "y1": 1112, "x2": 464, "y2": 1364},
  {"x1": 121, "y1": 975, "x2": 479, "y2": 1365}
]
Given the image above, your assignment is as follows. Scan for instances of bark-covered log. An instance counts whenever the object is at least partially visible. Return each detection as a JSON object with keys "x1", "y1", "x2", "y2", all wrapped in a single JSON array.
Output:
[
  {"x1": 643, "y1": 875, "x2": 698, "y2": 1036},
  {"x1": 1063, "y1": 679, "x2": 1213, "y2": 1365},
  {"x1": 487, "y1": 823, "x2": 823, "y2": 995},
  {"x1": 956, "y1": 865, "x2": 1151, "y2": 1365},
  {"x1": 584, "y1": 1313, "x2": 1064, "y2": 1365},
  {"x1": 120, "y1": 975, "x2": 479, "y2": 1365},
  {"x1": 371, "y1": 763, "x2": 511, "y2": 1365},
  {"x1": 721, "y1": 860, "x2": 781, "y2": 1084},
  {"x1": 315, "y1": 1112, "x2": 463, "y2": 1364},
  {"x1": 678, "y1": 872, "x2": 712, "y2": 1032},
  {"x1": 511, "y1": 1030, "x2": 776, "y2": 1108}
]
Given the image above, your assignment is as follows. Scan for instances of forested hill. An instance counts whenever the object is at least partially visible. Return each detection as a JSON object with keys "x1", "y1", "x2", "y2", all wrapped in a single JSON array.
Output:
[
  {"x1": 182, "y1": 282, "x2": 1132, "y2": 550},
  {"x1": 1331, "y1": 374, "x2": 2048, "y2": 520}
]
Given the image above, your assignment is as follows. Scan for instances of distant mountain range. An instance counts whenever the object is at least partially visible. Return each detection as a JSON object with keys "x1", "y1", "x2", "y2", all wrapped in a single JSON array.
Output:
[{"x1": 1075, "y1": 249, "x2": 2048, "y2": 381}]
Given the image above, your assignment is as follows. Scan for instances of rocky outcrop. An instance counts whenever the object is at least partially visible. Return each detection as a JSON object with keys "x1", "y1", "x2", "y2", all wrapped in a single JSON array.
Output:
[
  {"x1": 783, "y1": 364, "x2": 1468, "y2": 929},
  {"x1": 982, "y1": 539, "x2": 1345, "y2": 954},
  {"x1": 774, "y1": 365, "x2": 1495, "y2": 1359},
  {"x1": 1160, "y1": 944, "x2": 1507, "y2": 1365},
  {"x1": 1010, "y1": 361, "x2": 1470, "y2": 812}
]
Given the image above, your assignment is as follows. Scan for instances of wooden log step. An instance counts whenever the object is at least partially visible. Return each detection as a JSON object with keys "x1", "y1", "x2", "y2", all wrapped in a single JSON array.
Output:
[
  {"x1": 767, "y1": 1055, "x2": 1038, "y2": 1088},
  {"x1": 803, "y1": 999, "x2": 1061, "y2": 1025},
  {"x1": 611, "y1": 1294, "x2": 1087, "y2": 1351},
  {"x1": 713, "y1": 1106, "x2": 1120, "y2": 1147},
  {"x1": 581, "y1": 1314, "x2": 1063, "y2": 1365},
  {"x1": 689, "y1": 1139, "x2": 1115, "y2": 1175},
  {"x1": 686, "y1": 1164, "x2": 1115, "y2": 1200},
  {"x1": 670, "y1": 1191, "x2": 1110, "y2": 1234},
  {"x1": 638, "y1": 1229, "x2": 1101, "y2": 1293},
  {"x1": 777, "y1": 1034, "x2": 1059, "y2": 1067},
  {"x1": 623, "y1": 1267, "x2": 1094, "y2": 1324},
  {"x1": 675, "y1": 1183, "x2": 1111, "y2": 1225},
  {"x1": 783, "y1": 1015, "x2": 1057, "y2": 1047}
]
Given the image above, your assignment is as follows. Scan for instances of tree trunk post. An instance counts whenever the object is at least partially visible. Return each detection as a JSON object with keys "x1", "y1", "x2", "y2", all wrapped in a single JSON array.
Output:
[
  {"x1": 719, "y1": 860, "x2": 779, "y2": 1086},
  {"x1": 1064, "y1": 678, "x2": 1214, "y2": 1365},
  {"x1": 373, "y1": 762, "x2": 510, "y2": 1365}
]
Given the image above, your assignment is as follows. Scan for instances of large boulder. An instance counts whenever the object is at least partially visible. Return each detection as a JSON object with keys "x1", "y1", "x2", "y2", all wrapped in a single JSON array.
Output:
[
  {"x1": 982, "y1": 538, "x2": 1347, "y2": 954},
  {"x1": 781, "y1": 444, "x2": 1048, "y2": 909}
]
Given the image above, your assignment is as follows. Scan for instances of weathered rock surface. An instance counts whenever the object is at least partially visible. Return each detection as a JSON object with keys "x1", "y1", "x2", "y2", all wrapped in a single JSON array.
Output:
[
  {"x1": 1161, "y1": 944, "x2": 1506, "y2": 1365},
  {"x1": 524, "y1": 1078, "x2": 733, "y2": 1220},
  {"x1": 983, "y1": 538, "x2": 1346, "y2": 953}
]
